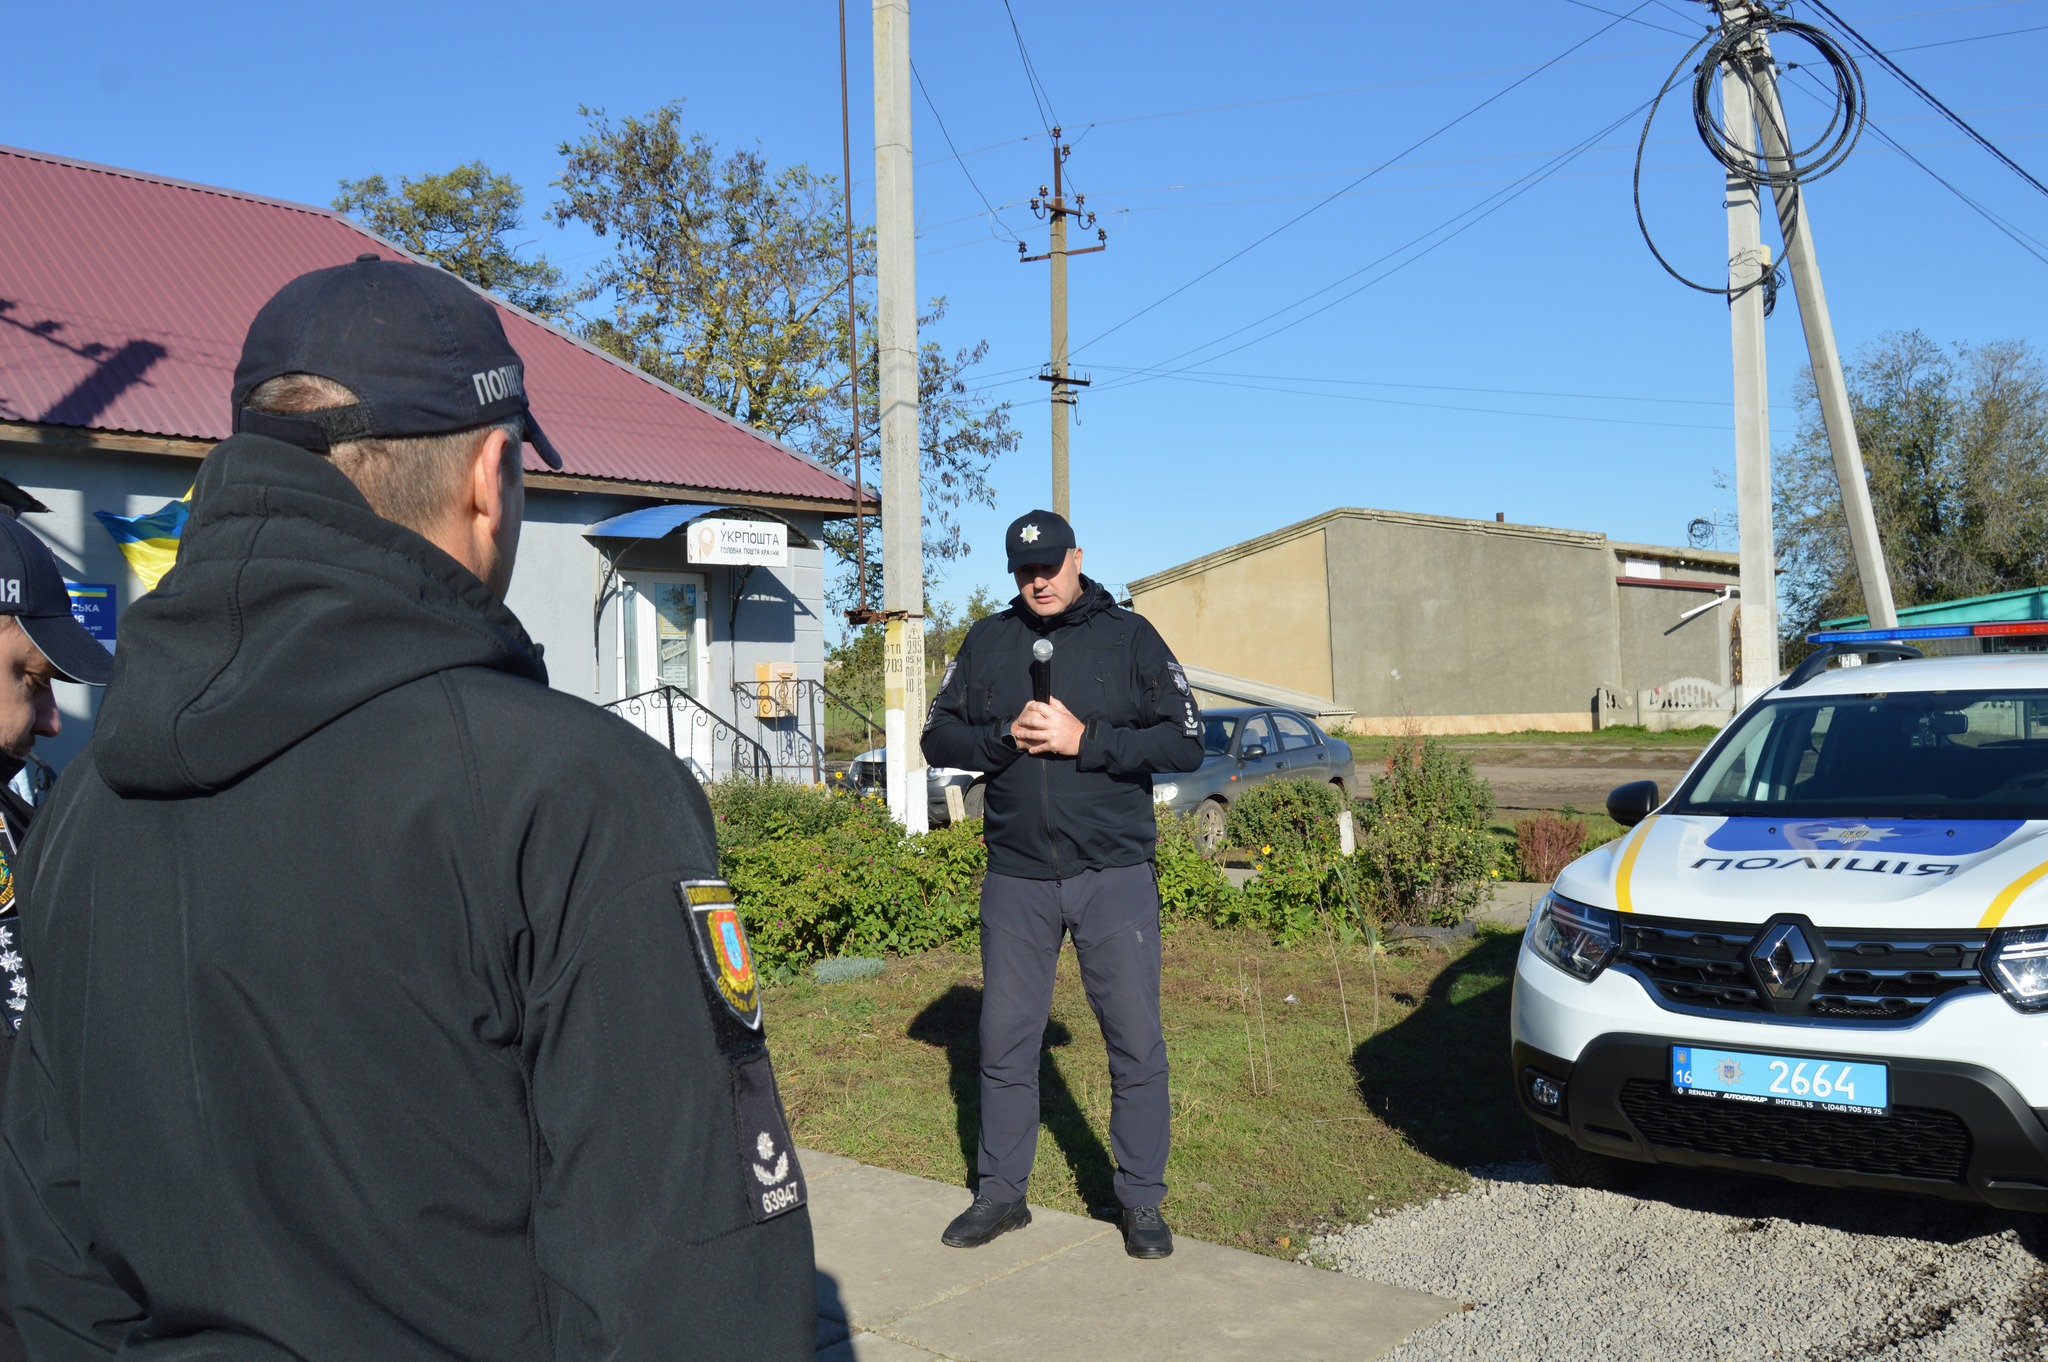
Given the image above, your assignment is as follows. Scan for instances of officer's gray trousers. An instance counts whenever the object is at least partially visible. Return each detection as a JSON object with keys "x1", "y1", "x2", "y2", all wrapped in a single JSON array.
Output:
[{"x1": 976, "y1": 862, "x2": 1169, "y2": 1209}]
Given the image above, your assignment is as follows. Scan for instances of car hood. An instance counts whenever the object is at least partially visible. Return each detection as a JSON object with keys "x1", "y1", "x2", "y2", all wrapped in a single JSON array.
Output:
[
  {"x1": 1155, "y1": 755, "x2": 1231, "y2": 784},
  {"x1": 1556, "y1": 814, "x2": 2048, "y2": 929}
]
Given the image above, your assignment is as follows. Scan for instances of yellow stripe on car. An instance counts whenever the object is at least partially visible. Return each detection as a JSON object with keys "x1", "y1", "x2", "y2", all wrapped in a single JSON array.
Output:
[
  {"x1": 1979, "y1": 859, "x2": 2048, "y2": 929},
  {"x1": 1615, "y1": 814, "x2": 1659, "y2": 915}
]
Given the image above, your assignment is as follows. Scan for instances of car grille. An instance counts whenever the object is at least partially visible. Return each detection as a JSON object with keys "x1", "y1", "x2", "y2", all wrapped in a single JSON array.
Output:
[
  {"x1": 1617, "y1": 1079, "x2": 1972, "y2": 1182},
  {"x1": 1619, "y1": 915, "x2": 1989, "y2": 1023}
]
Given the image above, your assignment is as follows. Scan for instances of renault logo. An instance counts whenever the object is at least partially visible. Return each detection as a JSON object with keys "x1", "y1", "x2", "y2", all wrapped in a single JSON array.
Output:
[{"x1": 1750, "y1": 922, "x2": 1817, "y2": 1001}]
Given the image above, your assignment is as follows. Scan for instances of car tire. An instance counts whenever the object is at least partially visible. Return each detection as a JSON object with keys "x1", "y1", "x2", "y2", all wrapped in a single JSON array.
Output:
[
  {"x1": 963, "y1": 782, "x2": 985, "y2": 821},
  {"x1": 1329, "y1": 777, "x2": 1347, "y2": 798},
  {"x1": 1194, "y1": 799, "x2": 1227, "y2": 854},
  {"x1": 1532, "y1": 1121, "x2": 1649, "y2": 1192}
]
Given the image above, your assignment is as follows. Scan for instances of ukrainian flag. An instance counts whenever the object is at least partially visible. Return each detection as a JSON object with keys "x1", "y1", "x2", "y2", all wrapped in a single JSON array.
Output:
[{"x1": 95, "y1": 490, "x2": 190, "y2": 592}]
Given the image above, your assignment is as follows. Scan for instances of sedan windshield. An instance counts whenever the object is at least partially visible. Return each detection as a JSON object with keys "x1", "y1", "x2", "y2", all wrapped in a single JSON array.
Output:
[
  {"x1": 1201, "y1": 715, "x2": 1239, "y2": 757},
  {"x1": 1675, "y1": 688, "x2": 2048, "y2": 820}
]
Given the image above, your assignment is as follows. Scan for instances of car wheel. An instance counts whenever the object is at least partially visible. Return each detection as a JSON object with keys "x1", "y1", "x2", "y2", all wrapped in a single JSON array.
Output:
[
  {"x1": 1329, "y1": 777, "x2": 1347, "y2": 798},
  {"x1": 1193, "y1": 799, "x2": 1227, "y2": 854},
  {"x1": 1532, "y1": 1121, "x2": 1649, "y2": 1191},
  {"x1": 963, "y1": 782, "x2": 985, "y2": 821}
]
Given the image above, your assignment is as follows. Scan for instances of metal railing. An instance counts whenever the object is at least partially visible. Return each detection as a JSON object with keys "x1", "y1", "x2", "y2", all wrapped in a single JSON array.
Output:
[
  {"x1": 606, "y1": 685, "x2": 771, "y2": 781},
  {"x1": 730, "y1": 678, "x2": 883, "y2": 784}
]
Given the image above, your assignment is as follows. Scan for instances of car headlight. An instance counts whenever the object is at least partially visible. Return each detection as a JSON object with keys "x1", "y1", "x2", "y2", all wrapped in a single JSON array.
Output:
[
  {"x1": 1984, "y1": 925, "x2": 2048, "y2": 1012},
  {"x1": 1152, "y1": 782, "x2": 1179, "y2": 804},
  {"x1": 1528, "y1": 891, "x2": 1622, "y2": 982}
]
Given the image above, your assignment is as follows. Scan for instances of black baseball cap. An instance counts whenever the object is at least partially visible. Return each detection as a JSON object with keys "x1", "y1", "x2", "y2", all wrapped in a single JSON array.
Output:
[
  {"x1": 1005, "y1": 509, "x2": 1078, "y2": 573},
  {"x1": 0, "y1": 516, "x2": 111, "y2": 686},
  {"x1": 230, "y1": 254, "x2": 565, "y2": 469}
]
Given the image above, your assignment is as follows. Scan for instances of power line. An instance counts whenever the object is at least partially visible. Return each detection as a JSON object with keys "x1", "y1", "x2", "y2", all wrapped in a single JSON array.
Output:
[
  {"x1": 1556, "y1": 0, "x2": 1703, "y2": 38},
  {"x1": 997, "y1": 0, "x2": 1059, "y2": 132},
  {"x1": 1790, "y1": 65, "x2": 2048, "y2": 263},
  {"x1": 1806, "y1": 0, "x2": 2048, "y2": 199},
  {"x1": 910, "y1": 60, "x2": 1024, "y2": 244},
  {"x1": 1069, "y1": 3, "x2": 1664, "y2": 360},
  {"x1": 1885, "y1": 20, "x2": 2048, "y2": 50},
  {"x1": 1087, "y1": 97, "x2": 1657, "y2": 395},
  {"x1": 1117, "y1": 370, "x2": 1730, "y2": 432},
  {"x1": 1088, "y1": 364, "x2": 1734, "y2": 406}
]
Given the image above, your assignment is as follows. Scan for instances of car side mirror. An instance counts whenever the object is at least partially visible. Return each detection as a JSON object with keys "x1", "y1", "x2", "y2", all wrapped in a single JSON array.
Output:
[
  {"x1": 1241, "y1": 744, "x2": 1268, "y2": 761},
  {"x1": 1606, "y1": 780, "x2": 1661, "y2": 828}
]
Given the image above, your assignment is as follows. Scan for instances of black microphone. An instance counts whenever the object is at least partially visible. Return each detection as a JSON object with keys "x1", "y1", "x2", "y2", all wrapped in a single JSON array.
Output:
[{"x1": 1031, "y1": 637, "x2": 1054, "y2": 705}]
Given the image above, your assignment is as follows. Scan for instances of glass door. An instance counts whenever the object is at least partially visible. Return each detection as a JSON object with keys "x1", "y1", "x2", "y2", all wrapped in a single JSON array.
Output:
[{"x1": 620, "y1": 573, "x2": 712, "y2": 773}]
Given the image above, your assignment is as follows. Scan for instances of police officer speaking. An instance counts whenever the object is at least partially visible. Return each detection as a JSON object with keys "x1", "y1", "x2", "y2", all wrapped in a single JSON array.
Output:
[
  {"x1": 0, "y1": 257, "x2": 814, "y2": 1358},
  {"x1": 923, "y1": 509, "x2": 1203, "y2": 1259}
]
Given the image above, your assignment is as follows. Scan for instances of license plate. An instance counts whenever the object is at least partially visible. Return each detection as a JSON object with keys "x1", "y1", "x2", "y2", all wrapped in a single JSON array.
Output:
[{"x1": 1671, "y1": 1045, "x2": 1889, "y2": 1115}]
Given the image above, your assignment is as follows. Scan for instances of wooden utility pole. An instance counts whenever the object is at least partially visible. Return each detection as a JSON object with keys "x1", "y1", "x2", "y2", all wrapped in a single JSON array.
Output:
[
  {"x1": 873, "y1": 0, "x2": 925, "y2": 830},
  {"x1": 1020, "y1": 128, "x2": 1106, "y2": 519}
]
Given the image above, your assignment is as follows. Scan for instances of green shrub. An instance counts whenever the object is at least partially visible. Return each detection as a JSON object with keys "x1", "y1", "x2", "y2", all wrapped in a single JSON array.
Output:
[
  {"x1": 706, "y1": 777, "x2": 864, "y2": 851},
  {"x1": 1223, "y1": 778, "x2": 1345, "y2": 863},
  {"x1": 1357, "y1": 733, "x2": 1498, "y2": 927},
  {"x1": 709, "y1": 781, "x2": 986, "y2": 970},
  {"x1": 1155, "y1": 812, "x2": 1241, "y2": 927}
]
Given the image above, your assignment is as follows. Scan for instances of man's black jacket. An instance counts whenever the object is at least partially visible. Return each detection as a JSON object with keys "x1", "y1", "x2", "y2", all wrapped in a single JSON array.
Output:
[
  {"x1": 923, "y1": 580, "x2": 1203, "y2": 879},
  {"x1": 0, "y1": 436, "x2": 814, "y2": 1360}
]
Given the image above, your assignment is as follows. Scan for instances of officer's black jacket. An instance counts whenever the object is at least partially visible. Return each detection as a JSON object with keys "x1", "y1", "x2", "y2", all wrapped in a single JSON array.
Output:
[
  {"x1": 923, "y1": 580, "x2": 1203, "y2": 879},
  {"x1": 0, "y1": 436, "x2": 814, "y2": 1360}
]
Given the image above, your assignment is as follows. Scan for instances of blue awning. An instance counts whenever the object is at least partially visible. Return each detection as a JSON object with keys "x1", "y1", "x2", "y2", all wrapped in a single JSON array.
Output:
[{"x1": 583, "y1": 503, "x2": 731, "y2": 539}]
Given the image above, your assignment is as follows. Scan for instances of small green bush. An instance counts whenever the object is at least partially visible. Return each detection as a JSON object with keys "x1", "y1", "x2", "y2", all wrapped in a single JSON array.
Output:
[
  {"x1": 1221, "y1": 780, "x2": 1351, "y2": 944},
  {"x1": 1223, "y1": 778, "x2": 1345, "y2": 863},
  {"x1": 1155, "y1": 812, "x2": 1241, "y2": 926},
  {"x1": 709, "y1": 781, "x2": 986, "y2": 969},
  {"x1": 1357, "y1": 734, "x2": 1497, "y2": 927}
]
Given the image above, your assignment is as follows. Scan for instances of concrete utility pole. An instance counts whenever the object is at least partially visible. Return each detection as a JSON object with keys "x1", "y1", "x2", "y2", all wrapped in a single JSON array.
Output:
[
  {"x1": 1750, "y1": 54, "x2": 1899, "y2": 629},
  {"x1": 1021, "y1": 129, "x2": 1106, "y2": 519},
  {"x1": 1718, "y1": 1, "x2": 1781, "y2": 700},
  {"x1": 873, "y1": 0, "x2": 926, "y2": 831}
]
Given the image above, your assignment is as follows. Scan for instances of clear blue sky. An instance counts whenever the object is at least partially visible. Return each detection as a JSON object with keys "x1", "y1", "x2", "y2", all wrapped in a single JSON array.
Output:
[{"x1": 7, "y1": 0, "x2": 2046, "y2": 622}]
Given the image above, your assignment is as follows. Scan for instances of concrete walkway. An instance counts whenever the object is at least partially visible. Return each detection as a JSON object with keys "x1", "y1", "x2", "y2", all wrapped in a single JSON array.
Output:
[{"x1": 805, "y1": 1149, "x2": 1453, "y2": 1361}]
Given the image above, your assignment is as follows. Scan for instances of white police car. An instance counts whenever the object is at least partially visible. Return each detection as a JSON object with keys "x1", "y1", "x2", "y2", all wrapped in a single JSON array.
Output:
[{"x1": 1515, "y1": 625, "x2": 2048, "y2": 1209}]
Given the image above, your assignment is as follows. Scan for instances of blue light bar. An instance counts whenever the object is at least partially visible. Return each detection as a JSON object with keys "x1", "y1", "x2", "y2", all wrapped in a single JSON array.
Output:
[{"x1": 1807, "y1": 624, "x2": 1974, "y2": 644}]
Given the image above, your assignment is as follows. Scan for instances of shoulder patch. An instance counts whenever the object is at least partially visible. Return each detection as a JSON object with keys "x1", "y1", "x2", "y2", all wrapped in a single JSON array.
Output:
[
  {"x1": 678, "y1": 879, "x2": 761, "y2": 1031},
  {"x1": 1166, "y1": 661, "x2": 1190, "y2": 695}
]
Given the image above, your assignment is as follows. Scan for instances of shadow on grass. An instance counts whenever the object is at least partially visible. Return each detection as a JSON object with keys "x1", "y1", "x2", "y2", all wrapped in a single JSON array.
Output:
[
  {"x1": 906, "y1": 984, "x2": 1117, "y2": 1210},
  {"x1": 1350, "y1": 931, "x2": 1534, "y2": 1170}
]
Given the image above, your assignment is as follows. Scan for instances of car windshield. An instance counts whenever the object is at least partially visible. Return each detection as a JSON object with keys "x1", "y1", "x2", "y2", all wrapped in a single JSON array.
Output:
[
  {"x1": 1674, "y1": 688, "x2": 2048, "y2": 820},
  {"x1": 1201, "y1": 715, "x2": 1239, "y2": 757}
]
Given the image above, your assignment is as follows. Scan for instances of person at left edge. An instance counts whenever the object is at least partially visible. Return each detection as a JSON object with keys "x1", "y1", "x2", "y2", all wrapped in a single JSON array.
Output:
[
  {"x1": 0, "y1": 256, "x2": 814, "y2": 1360},
  {"x1": 0, "y1": 511, "x2": 113, "y2": 1362}
]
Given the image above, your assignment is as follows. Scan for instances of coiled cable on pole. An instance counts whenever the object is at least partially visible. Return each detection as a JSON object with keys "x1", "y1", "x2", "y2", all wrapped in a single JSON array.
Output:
[{"x1": 1634, "y1": 3, "x2": 1865, "y2": 302}]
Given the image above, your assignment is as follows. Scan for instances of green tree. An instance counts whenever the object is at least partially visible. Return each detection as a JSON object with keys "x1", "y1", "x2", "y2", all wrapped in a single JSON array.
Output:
[
  {"x1": 1776, "y1": 330, "x2": 2048, "y2": 635},
  {"x1": 333, "y1": 162, "x2": 567, "y2": 316},
  {"x1": 551, "y1": 103, "x2": 1014, "y2": 600}
]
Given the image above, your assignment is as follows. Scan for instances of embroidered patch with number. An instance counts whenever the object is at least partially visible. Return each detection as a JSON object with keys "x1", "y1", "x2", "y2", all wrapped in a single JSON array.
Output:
[
  {"x1": 733, "y1": 1051, "x2": 807, "y2": 1221},
  {"x1": 678, "y1": 879, "x2": 761, "y2": 1031}
]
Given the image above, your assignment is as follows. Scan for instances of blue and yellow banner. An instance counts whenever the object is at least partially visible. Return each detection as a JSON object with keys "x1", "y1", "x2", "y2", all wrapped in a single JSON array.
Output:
[{"x1": 94, "y1": 490, "x2": 190, "y2": 592}]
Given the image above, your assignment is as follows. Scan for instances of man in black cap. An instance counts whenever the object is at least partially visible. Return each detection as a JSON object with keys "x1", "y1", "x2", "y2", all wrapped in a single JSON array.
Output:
[
  {"x1": 0, "y1": 512, "x2": 111, "y2": 1362},
  {"x1": 923, "y1": 510, "x2": 1203, "y2": 1259},
  {"x1": 0, "y1": 257, "x2": 814, "y2": 1360}
]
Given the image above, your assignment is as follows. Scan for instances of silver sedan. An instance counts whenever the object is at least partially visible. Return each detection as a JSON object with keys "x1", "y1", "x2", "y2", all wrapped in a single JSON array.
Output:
[{"x1": 1150, "y1": 706, "x2": 1358, "y2": 851}]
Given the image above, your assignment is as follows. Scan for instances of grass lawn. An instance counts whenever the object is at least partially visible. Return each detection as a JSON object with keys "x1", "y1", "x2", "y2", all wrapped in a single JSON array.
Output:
[
  {"x1": 764, "y1": 921, "x2": 1530, "y2": 1256},
  {"x1": 1343, "y1": 723, "x2": 1720, "y2": 764}
]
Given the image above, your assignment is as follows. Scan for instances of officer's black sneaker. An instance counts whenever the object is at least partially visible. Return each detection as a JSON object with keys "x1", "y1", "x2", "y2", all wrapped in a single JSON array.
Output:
[
  {"x1": 941, "y1": 1196, "x2": 1031, "y2": 1248},
  {"x1": 1120, "y1": 1204, "x2": 1174, "y2": 1259}
]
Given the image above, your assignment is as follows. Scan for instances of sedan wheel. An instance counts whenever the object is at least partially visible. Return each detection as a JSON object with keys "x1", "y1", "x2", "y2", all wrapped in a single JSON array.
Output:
[{"x1": 1194, "y1": 799, "x2": 1227, "y2": 853}]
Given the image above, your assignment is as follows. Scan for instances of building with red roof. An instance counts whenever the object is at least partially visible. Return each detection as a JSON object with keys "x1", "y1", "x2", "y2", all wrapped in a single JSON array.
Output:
[{"x1": 0, "y1": 144, "x2": 863, "y2": 776}]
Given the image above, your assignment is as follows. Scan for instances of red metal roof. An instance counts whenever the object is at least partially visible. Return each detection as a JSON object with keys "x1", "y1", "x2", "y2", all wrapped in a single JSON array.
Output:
[{"x1": 0, "y1": 145, "x2": 860, "y2": 505}]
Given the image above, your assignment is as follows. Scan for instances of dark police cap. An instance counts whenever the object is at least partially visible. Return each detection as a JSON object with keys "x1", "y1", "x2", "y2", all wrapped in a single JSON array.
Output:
[
  {"x1": 231, "y1": 254, "x2": 564, "y2": 468},
  {"x1": 0, "y1": 515, "x2": 111, "y2": 685},
  {"x1": 1004, "y1": 509, "x2": 1077, "y2": 573}
]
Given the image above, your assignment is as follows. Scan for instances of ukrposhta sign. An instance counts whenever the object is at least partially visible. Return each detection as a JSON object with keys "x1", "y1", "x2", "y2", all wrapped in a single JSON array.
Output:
[{"x1": 686, "y1": 518, "x2": 789, "y2": 567}]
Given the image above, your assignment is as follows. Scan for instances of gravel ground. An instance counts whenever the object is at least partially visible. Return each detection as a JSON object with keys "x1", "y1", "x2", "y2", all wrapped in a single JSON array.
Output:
[{"x1": 1311, "y1": 1163, "x2": 2048, "y2": 1361}]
